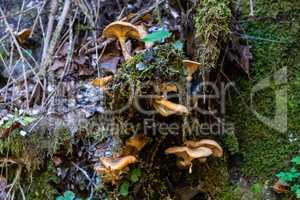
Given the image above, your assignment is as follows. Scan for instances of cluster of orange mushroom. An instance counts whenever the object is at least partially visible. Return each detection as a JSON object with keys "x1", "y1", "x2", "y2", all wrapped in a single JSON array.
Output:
[
  {"x1": 94, "y1": 133, "x2": 148, "y2": 184},
  {"x1": 151, "y1": 59, "x2": 202, "y2": 117},
  {"x1": 165, "y1": 139, "x2": 223, "y2": 173},
  {"x1": 95, "y1": 136, "x2": 223, "y2": 184},
  {"x1": 93, "y1": 21, "x2": 219, "y2": 185}
]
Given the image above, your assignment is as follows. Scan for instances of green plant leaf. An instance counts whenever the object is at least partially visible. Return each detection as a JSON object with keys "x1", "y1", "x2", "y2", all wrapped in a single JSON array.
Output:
[
  {"x1": 250, "y1": 183, "x2": 262, "y2": 194},
  {"x1": 276, "y1": 167, "x2": 300, "y2": 183},
  {"x1": 291, "y1": 185, "x2": 300, "y2": 198},
  {"x1": 22, "y1": 116, "x2": 35, "y2": 125},
  {"x1": 292, "y1": 156, "x2": 300, "y2": 165},
  {"x1": 56, "y1": 196, "x2": 65, "y2": 200},
  {"x1": 119, "y1": 180, "x2": 129, "y2": 197},
  {"x1": 64, "y1": 191, "x2": 75, "y2": 200},
  {"x1": 142, "y1": 30, "x2": 171, "y2": 43},
  {"x1": 130, "y1": 168, "x2": 142, "y2": 183}
]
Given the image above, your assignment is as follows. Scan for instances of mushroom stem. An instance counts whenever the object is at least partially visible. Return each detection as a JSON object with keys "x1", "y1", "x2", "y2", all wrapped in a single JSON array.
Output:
[
  {"x1": 118, "y1": 36, "x2": 132, "y2": 61},
  {"x1": 189, "y1": 163, "x2": 193, "y2": 174}
]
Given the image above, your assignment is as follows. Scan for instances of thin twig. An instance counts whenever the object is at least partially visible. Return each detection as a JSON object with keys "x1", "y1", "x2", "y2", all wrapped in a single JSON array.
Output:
[
  {"x1": 30, "y1": 0, "x2": 48, "y2": 38},
  {"x1": 5, "y1": 165, "x2": 22, "y2": 199},
  {"x1": 43, "y1": 0, "x2": 71, "y2": 69},
  {"x1": 42, "y1": 0, "x2": 71, "y2": 106},
  {"x1": 41, "y1": 0, "x2": 58, "y2": 65},
  {"x1": 0, "y1": 3, "x2": 42, "y2": 20},
  {"x1": 130, "y1": 0, "x2": 165, "y2": 24},
  {"x1": 71, "y1": 162, "x2": 96, "y2": 187}
]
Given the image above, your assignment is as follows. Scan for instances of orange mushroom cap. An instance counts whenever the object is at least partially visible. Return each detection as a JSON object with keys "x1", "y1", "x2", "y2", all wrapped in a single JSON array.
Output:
[
  {"x1": 95, "y1": 155, "x2": 137, "y2": 185},
  {"x1": 15, "y1": 28, "x2": 32, "y2": 44},
  {"x1": 103, "y1": 21, "x2": 141, "y2": 40},
  {"x1": 91, "y1": 75, "x2": 113, "y2": 89},
  {"x1": 184, "y1": 139, "x2": 223, "y2": 157},
  {"x1": 125, "y1": 134, "x2": 149, "y2": 151},
  {"x1": 153, "y1": 97, "x2": 189, "y2": 117},
  {"x1": 103, "y1": 21, "x2": 141, "y2": 60},
  {"x1": 99, "y1": 155, "x2": 137, "y2": 171},
  {"x1": 165, "y1": 146, "x2": 212, "y2": 167},
  {"x1": 182, "y1": 60, "x2": 201, "y2": 81},
  {"x1": 158, "y1": 83, "x2": 178, "y2": 93}
]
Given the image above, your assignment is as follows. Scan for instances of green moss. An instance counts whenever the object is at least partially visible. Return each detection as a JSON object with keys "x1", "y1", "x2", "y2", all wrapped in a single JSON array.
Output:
[
  {"x1": 227, "y1": 0, "x2": 300, "y2": 181},
  {"x1": 26, "y1": 162, "x2": 59, "y2": 200},
  {"x1": 217, "y1": 183, "x2": 264, "y2": 200},
  {"x1": 108, "y1": 43, "x2": 186, "y2": 110},
  {"x1": 51, "y1": 126, "x2": 73, "y2": 155},
  {"x1": 195, "y1": 0, "x2": 231, "y2": 68},
  {"x1": 0, "y1": 131, "x2": 45, "y2": 171},
  {"x1": 201, "y1": 158, "x2": 230, "y2": 198},
  {"x1": 112, "y1": 43, "x2": 185, "y2": 88},
  {"x1": 216, "y1": 186, "x2": 243, "y2": 200},
  {"x1": 223, "y1": 131, "x2": 239, "y2": 155}
]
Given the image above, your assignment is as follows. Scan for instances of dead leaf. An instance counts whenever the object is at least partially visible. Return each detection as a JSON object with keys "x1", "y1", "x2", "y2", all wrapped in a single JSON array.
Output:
[
  {"x1": 240, "y1": 45, "x2": 252, "y2": 75},
  {"x1": 74, "y1": 55, "x2": 87, "y2": 65},
  {"x1": 0, "y1": 122, "x2": 21, "y2": 139},
  {"x1": 158, "y1": 83, "x2": 177, "y2": 93},
  {"x1": 51, "y1": 59, "x2": 65, "y2": 71},
  {"x1": 100, "y1": 56, "x2": 120, "y2": 73},
  {"x1": 227, "y1": 33, "x2": 252, "y2": 76},
  {"x1": 78, "y1": 65, "x2": 94, "y2": 77},
  {"x1": 141, "y1": 14, "x2": 153, "y2": 25},
  {"x1": 59, "y1": 42, "x2": 71, "y2": 56}
]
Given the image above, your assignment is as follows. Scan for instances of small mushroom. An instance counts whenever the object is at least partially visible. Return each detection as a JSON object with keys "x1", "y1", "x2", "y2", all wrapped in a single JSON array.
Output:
[
  {"x1": 123, "y1": 133, "x2": 149, "y2": 155},
  {"x1": 158, "y1": 83, "x2": 177, "y2": 93},
  {"x1": 184, "y1": 139, "x2": 223, "y2": 157},
  {"x1": 152, "y1": 97, "x2": 189, "y2": 117},
  {"x1": 125, "y1": 134, "x2": 148, "y2": 151},
  {"x1": 165, "y1": 146, "x2": 212, "y2": 169},
  {"x1": 103, "y1": 21, "x2": 141, "y2": 60},
  {"x1": 91, "y1": 75, "x2": 113, "y2": 90},
  {"x1": 155, "y1": 83, "x2": 177, "y2": 98},
  {"x1": 95, "y1": 155, "x2": 137, "y2": 184},
  {"x1": 273, "y1": 180, "x2": 289, "y2": 193},
  {"x1": 182, "y1": 60, "x2": 201, "y2": 81},
  {"x1": 14, "y1": 28, "x2": 32, "y2": 45}
]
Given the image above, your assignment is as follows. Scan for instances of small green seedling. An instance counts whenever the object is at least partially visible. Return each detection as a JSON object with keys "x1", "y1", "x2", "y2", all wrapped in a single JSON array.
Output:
[
  {"x1": 143, "y1": 29, "x2": 171, "y2": 43},
  {"x1": 130, "y1": 168, "x2": 142, "y2": 183},
  {"x1": 119, "y1": 168, "x2": 142, "y2": 197},
  {"x1": 0, "y1": 111, "x2": 35, "y2": 136},
  {"x1": 276, "y1": 151, "x2": 300, "y2": 198},
  {"x1": 119, "y1": 180, "x2": 129, "y2": 197}
]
